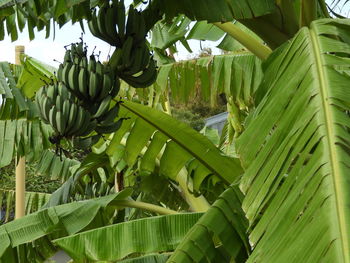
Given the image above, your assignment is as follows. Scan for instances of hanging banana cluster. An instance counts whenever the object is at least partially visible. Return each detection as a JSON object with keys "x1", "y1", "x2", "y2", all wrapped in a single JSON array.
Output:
[
  {"x1": 35, "y1": 42, "x2": 124, "y2": 150},
  {"x1": 35, "y1": 82, "x2": 96, "y2": 139},
  {"x1": 88, "y1": 0, "x2": 157, "y2": 88}
]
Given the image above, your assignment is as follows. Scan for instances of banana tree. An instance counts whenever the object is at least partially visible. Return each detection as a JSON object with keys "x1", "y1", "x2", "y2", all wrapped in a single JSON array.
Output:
[{"x1": 0, "y1": 0, "x2": 350, "y2": 262}]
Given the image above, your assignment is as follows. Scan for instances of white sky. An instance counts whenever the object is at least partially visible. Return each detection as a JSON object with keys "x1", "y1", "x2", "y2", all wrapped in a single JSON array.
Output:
[{"x1": 0, "y1": 22, "x2": 113, "y2": 66}]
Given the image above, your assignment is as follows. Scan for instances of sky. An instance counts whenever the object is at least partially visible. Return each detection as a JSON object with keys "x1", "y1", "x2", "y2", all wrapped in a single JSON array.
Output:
[{"x1": 0, "y1": 22, "x2": 114, "y2": 66}]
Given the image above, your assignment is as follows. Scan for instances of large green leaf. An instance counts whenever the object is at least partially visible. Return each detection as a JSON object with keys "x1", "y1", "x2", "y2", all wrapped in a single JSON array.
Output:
[
  {"x1": 17, "y1": 55, "x2": 56, "y2": 98},
  {"x1": 0, "y1": 189, "x2": 132, "y2": 260},
  {"x1": 0, "y1": 119, "x2": 51, "y2": 167},
  {"x1": 0, "y1": 189, "x2": 51, "y2": 224},
  {"x1": 53, "y1": 213, "x2": 202, "y2": 262},
  {"x1": 107, "y1": 100, "x2": 243, "y2": 185},
  {"x1": 151, "y1": 0, "x2": 275, "y2": 22},
  {"x1": 36, "y1": 149, "x2": 80, "y2": 182},
  {"x1": 169, "y1": 185, "x2": 249, "y2": 262},
  {"x1": 236, "y1": 19, "x2": 350, "y2": 262},
  {"x1": 43, "y1": 152, "x2": 112, "y2": 207},
  {"x1": 0, "y1": 0, "x2": 92, "y2": 41},
  {"x1": 152, "y1": 53, "x2": 263, "y2": 109}
]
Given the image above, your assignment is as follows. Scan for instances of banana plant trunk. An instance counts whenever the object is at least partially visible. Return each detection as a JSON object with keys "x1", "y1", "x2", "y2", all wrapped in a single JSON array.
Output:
[{"x1": 15, "y1": 45, "x2": 26, "y2": 219}]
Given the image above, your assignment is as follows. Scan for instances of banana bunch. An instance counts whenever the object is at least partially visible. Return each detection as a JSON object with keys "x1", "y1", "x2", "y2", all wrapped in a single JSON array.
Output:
[
  {"x1": 56, "y1": 42, "x2": 124, "y2": 136},
  {"x1": 108, "y1": 6, "x2": 157, "y2": 88},
  {"x1": 88, "y1": 0, "x2": 126, "y2": 47},
  {"x1": 35, "y1": 82, "x2": 97, "y2": 138},
  {"x1": 87, "y1": 1, "x2": 157, "y2": 88},
  {"x1": 109, "y1": 37, "x2": 157, "y2": 88},
  {"x1": 57, "y1": 43, "x2": 121, "y2": 105}
]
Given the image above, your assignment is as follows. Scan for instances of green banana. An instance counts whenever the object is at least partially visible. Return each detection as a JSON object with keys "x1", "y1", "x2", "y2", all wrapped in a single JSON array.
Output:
[
  {"x1": 73, "y1": 134, "x2": 101, "y2": 149},
  {"x1": 79, "y1": 119, "x2": 97, "y2": 137},
  {"x1": 135, "y1": 11, "x2": 146, "y2": 44},
  {"x1": 63, "y1": 49, "x2": 72, "y2": 64},
  {"x1": 68, "y1": 105, "x2": 84, "y2": 136},
  {"x1": 97, "y1": 5, "x2": 113, "y2": 44},
  {"x1": 68, "y1": 64, "x2": 79, "y2": 94},
  {"x1": 97, "y1": 73, "x2": 112, "y2": 101},
  {"x1": 121, "y1": 36, "x2": 134, "y2": 70},
  {"x1": 96, "y1": 61, "x2": 104, "y2": 76},
  {"x1": 57, "y1": 64, "x2": 64, "y2": 81},
  {"x1": 76, "y1": 41, "x2": 84, "y2": 56},
  {"x1": 126, "y1": 5, "x2": 136, "y2": 37},
  {"x1": 121, "y1": 58, "x2": 157, "y2": 88},
  {"x1": 78, "y1": 67, "x2": 89, "y2": 98},
  {"x1": 66, "y1": 103, "x2": 78, "y2": 137},
  {"x1": 61, "y1": 62, "x2": 73, "y2": 86},
  {"x1": 55, "y1": 110, "x2": 63, "y2": 134},
  {"x1": 46, "y1": 85, "x2": 56, "y2": 99},
  {"x1": 62, "y1": 99, "x2": 70, "y2": 120},
  {"x1": 88, "y1": 71, "x2": 100, "y2": 100},
  {"x1": 105, "y1": 3, "x2": 121, "y2": 47},
  {"x1": 116, "y1": 0, "x2": 126, "y2": 42},
  {"x1": 80, "y1": 56, "x2": 88, "y2": 68},
  {"x1": 93, "y1": 95, "x2": 111, "y2": 118},
  {"x1": 76, "y1": 111, "x2": 92, "y2": 136},
  {"x1": 48, "y1": 106, "x2": 57, "y2": 130},
  {"x1": 123, "y1": 44, "x2": 144, "y2": 75},
  {"x1": 41, "y1": 96, "x2": 52, "y2": 123},
  {"x1": 88, "y1": 10, "x2": 102, "y2": 40},
  {"x1": 98, "y1": 103, "x2": 120, "y2": 124},
  {"x1": 110, "y1": 77, "x2": 121, "y2": 98},
  {"x1": 88, "y1": 54, "x2": 97, "y2": 72},
  {"x1": 55, "y1": 95, "x2": 63, "y2": 111},
  {"x1": 109, "y1": 48, "x2": 123, "y2": 71},
  {"x1": 95, "y1": 117, "x2": 125, "y2": 134},
  {"x1": 57, "y1": 82, "x2": 70, "y2": 101},
  {"x1": 140, "y1": 42, "x2": 151, "y2": 70}
]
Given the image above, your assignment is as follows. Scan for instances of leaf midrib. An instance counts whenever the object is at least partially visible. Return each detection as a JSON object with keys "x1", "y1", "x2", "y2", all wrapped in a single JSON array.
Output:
[
  {"x1": 309, "y1": 27, "x2": 349, "y2": 261},
  {"x1": 121, "y1": 102, "x2": 233, "y2": 184}
]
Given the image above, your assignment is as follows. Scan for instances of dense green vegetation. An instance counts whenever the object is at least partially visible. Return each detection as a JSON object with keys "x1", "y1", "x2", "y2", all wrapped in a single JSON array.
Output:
[{"x1": 0, "y1": 0, "x2": 349, "y2": 262}]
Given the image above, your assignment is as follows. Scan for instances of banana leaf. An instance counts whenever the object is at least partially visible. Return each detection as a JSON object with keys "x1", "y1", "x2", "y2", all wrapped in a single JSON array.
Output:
[
  {"x1": 0, "y1": 189, "x2": 132, "y2": 260},
  {"x1": 0, "y1": 119, "x2": 52, "y2": 167},
  {"x1": 36, "y1": 149, "x2": 80, "y2": 182},
  {"x1": 0, "y1": 189, "x2": 51, "y2": 224},
  {"x1": 53, "y1": 213, "x2": 202, "y2": 262},
  {"x1": 169, "y1": 185, "x2": 249, "y2": 262},
  {"x1": 150, "y1": 0, "x2": 275, "y2": 22},
  {"x1": 236, "y1": 18, "x2": 350, "y2": 262},
  {"x1": 17, "y1": 55, "x2": 56, "y2": 98},
  {"x1": 107, "y1": 100, "x2": 243, "y2": 186}
]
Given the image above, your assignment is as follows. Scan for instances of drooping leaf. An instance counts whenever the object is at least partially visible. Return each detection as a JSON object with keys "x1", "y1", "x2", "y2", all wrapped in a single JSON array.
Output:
[
  {"x1": 0, "y1": 189, "x2": 132, "y2": 260},
  {"x1": 119, "y1": 253, "x2": 171, "y2": 263},
  {"x1": 0, "y1": 189, "x2": 51, "y2": 224},
  {"x1": 43, "y1": 152, "x2": 113, "y2": 207},
  {"x1": 36, "y1": 150, "x2": 80, "y2": 182},
  {"x1": 107, "y1": 100, "x2": 243, "y2": 186},
  {"x1": 169, "y1": 185, "x2": 249, "y2": 262},
  {"x1": 150, "y1": 0, "x2": 276, "y2": 22},
  {"x1": 17, "y1": 55, "x2": 56, "y2": 98},
  {"x1": 236, "y1": 19, "x2": 350, "y2": 262},
  {"x1": 0, "y1": 119, "x2": 51, "y2": 167},
  {"x1": 155, "y1": 53, "x2": 263, "y2": 109},
  {"x1": 53, "y1": 213, "x2": 202, "y2": 262}
]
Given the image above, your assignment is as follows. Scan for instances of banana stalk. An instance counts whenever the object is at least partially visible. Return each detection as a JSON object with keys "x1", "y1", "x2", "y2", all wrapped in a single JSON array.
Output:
[{"x1": 214, "y1": 22, "x2": 272, "y2": 60}]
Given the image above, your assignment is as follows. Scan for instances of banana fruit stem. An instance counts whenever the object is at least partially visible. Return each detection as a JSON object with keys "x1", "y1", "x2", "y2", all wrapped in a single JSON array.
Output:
[
  {"x1": 111, "y1": 199, "x2": 178, "y2": 215},
  {"x1": 176, "y1": 168, "x2": 211, "y2": 212},
  {"x1": 213, "y1": 22, "x2": 272, "y2": 60}
]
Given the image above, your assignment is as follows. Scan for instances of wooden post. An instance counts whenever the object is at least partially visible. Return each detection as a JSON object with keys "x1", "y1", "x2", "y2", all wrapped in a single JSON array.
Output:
[{"x1": 15, "y1": 45, "x2": 26, "y2": 219}]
